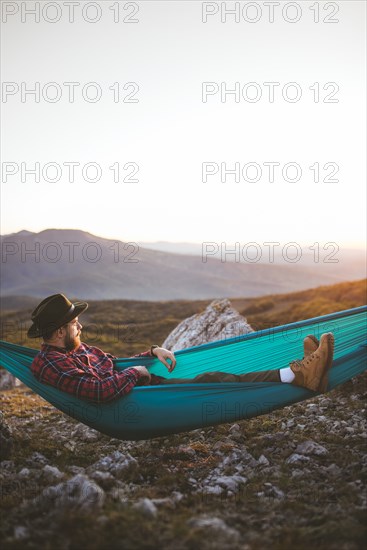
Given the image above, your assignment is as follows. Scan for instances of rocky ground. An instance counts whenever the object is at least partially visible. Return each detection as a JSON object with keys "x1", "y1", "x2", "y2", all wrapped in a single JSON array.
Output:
[{"x1": 0, "y1": 371, "x2": 366, "y2": 550}]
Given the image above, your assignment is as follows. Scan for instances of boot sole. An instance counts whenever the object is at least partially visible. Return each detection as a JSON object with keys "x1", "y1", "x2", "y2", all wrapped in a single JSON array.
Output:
[{"x1": 318, "y1": 333, "x2": 335, "y2": 393}]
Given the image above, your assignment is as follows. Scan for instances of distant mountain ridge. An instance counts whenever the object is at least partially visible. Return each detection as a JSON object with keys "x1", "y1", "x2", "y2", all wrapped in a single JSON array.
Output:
[
  {"x1": 139, "y1": 240, "x2": 365, "y2": 267},
  {"x1": 0, "y1": 229, "x2": 365, "y2": 300}
]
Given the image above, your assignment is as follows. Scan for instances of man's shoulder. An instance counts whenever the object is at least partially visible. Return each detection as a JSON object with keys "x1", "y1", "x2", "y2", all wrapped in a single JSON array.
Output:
[
  {"x1": 33, "y1": 342, "x2": 111, "y2": 361},
  {"x1": 31, "y1": 344, "x2": 66, "y2": 367},
  {"x1": 31, "y1": 345, "x2": 61, "y2": 374},
  {"x1": 33, "y1": 343, "x2": 84, "y2": 362},
  {"x1": 41, "y1": 343, "x2": 90, "y2": 354},
  {"x1": 38, "y1": 344, "x2": 68, "y2": 357}
]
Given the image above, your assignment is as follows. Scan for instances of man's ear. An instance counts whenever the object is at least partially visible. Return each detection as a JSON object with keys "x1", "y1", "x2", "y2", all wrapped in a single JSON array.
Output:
[{"x1": 56, "y1": 326, "x2": 65, "y2": 337}]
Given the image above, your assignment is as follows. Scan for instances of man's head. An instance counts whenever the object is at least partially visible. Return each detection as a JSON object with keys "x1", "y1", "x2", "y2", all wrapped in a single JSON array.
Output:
[
  {"x1": 27, "y1": 293, "x2": 88, "y2": 350},
  {"x1": 45, "y1": 316, "x2": 83, "y2": 351}
]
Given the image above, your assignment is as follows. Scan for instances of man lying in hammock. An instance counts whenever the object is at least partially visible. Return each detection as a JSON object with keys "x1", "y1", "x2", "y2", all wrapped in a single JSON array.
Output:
[{"x1": 28, "y1": 294, "x2": 335, "y2": 404}]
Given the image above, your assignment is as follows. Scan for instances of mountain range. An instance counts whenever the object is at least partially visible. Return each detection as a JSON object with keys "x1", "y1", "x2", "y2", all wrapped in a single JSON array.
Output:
[
  {"x1": 0, "y1": 229, "x2": 365, "y2": 300},
  {"x1": 139, "y1": 240, "x2": 365, "y2": 266}
]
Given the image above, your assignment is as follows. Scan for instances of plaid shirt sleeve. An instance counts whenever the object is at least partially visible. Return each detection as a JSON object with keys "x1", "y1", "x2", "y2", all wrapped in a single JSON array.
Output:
[{"x1": 31, "y1": 344, "x2": 145, "y2": 404}]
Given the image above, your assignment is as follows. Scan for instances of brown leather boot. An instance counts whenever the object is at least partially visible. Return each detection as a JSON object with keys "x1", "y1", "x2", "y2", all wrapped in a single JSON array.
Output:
[
  {"x1": 304, "y1": 335, "x2": 319, "y2": 356},
  {"x1": 290, "y1": 333, "x2": 334, "y2": 392}
]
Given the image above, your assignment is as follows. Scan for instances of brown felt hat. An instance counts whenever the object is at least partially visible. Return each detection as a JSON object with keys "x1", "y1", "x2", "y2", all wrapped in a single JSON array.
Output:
[{"x1": 27, "y1": 293, "x2": 88, "y2": 338}]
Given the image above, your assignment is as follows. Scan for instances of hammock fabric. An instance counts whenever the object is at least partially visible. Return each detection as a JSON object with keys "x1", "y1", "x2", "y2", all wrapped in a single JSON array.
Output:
[{"x1": 0, "y1": 306, "x2": 366, "y2": 441}]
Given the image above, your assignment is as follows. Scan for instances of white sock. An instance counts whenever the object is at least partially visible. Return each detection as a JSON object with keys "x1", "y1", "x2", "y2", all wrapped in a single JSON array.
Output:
[{"x1": 279, "y1": 366, "x2": 295, "y2": 383}]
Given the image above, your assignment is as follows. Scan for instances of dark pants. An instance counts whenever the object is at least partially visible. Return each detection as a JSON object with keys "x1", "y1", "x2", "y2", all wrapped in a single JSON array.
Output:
[{"x1": 152, "y1": 369, "x2": 281, "y2": 385}]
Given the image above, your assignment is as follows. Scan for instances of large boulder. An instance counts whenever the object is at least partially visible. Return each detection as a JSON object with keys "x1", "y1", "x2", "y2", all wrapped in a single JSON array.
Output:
[{"x1": 162, "y1": 299, "x2": 254, "y2": 351}]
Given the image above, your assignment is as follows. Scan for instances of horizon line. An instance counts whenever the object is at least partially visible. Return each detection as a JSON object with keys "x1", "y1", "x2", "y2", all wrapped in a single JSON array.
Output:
[{"x1": 0, "y1": 227, "x2": 366, "y2": 250}]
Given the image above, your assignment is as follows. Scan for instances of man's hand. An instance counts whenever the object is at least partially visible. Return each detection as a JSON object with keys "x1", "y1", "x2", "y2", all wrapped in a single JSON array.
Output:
[
  {"x1": 152, "y1": 347, "x2": 176, "y2": 372},
  {"x1": 133, "y1": 366, "x2": 151, "y2": 385}
]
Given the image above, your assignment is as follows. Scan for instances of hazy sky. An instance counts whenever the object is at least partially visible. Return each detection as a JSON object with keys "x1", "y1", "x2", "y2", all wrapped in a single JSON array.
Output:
[{"x1": 1, "y1": 0, "x2": 366, "y2": 248}]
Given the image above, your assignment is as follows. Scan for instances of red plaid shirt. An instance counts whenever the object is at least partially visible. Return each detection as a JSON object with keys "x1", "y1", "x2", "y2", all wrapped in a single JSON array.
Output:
[{"x1": 31, "y1": 342, "x2": 163, "y2": 403}]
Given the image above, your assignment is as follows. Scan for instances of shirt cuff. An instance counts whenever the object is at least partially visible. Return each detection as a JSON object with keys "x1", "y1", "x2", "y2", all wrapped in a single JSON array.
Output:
[{"x1": 133, "y1": 350, "x2": 153, "y2": 358}]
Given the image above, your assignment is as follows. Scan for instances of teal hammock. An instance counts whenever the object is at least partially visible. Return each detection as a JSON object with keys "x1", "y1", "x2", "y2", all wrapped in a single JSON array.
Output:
[{"x1": 0, "y1": 306, "x2": 366, "y2": 441}]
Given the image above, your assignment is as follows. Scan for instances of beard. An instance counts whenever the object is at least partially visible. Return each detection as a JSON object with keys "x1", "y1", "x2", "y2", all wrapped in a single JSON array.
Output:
[{"x1": 65, "y1": 331, "x2": 81, "y2": 351}]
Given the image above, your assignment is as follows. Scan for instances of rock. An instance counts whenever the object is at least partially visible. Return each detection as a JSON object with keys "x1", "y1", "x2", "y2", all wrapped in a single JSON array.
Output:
[
  {"x1": 26, "y1": 452, "x2": 49, "y2": 468},
  {"x1": 0, "y1": 460, "x2": 15, "y2": 474},
  {"x1": 188, "y1": 516, "x2": 240, "y2": 541},
  {"x1": 89, "y1": 470, "x2": 116, "y2": 490},
  {"x1": 201, "y1": 446, "x2": 252, "y2": 494},
  {"x1": 258, "y1": 455, "x2": 270, "y2": 466},
  {"x1": 325, "y1": 464, "x2": 342, "y2": 477},
  {"x1": 0, "y1": 370, "x2": 19, "y2": 390},
  {"x1": 150, "y1": 497, "x2": 176, "y2": 509},
  {"x1": 70, "y1": 423, "x2": 101, "y2": 442},
  {"x1": 295, "y1": 440, "x2": 328, "y2": 456},
  {"x1": 224, "y1": 448, "x2": 258, "y2": 469},
  {"x1": 319, "y1": 397, "x2": 332, "y2": 407},
  {"x1": 203, "y1": 485, "x2": 224, "y2": 495},
  {"x1": 209, "y1": 475, "x2": 247, "y2": 493},
  {"x1": 65, "y1": 465, "x2": 85, "y2": 475},
  {"x1": 229, "y1": 423, "x2": 241, "y2": 433},
  {"x1": 162, "y1": 299, "x2": 254, "y2": 351},
  {"x1": 286, "y1": 453, "x2": 311, "y2": 465},
  {"x1": 263, "y1": 483, "x2": 285, "y2": 500},
  {"x1": 110, "y1": 485, "x2": 131, "y2": 503},
  {"x1": 18, "y1": 468, "x2": 31, "y2": 479},
  {"x1": 64, "y1": 441, "x2": 77, "y2": 452},
  {"x1": 171, "y1": 491, "x2": 184, "y2": 502},
  {"x1": 199, "y1": 446, "x2": 259, "y2": 494},
  {"x1": 133, "y1": 498, "x2": 158, "y2": 518},
  {"x1": 14, "y1": 525, "x2": 29, "y2": 539},
  {"x1": 344, "y1": 427, "x2": 355, "y2": 434},
  {"x1": 0, "y1": 411, "x2": 13, "y2": 460},
  {"x1": 286, "y1": 419, "x2": 296, "y2": 428},
  {"x1": 291, "y1": 468, "x2": 306, "y2": 478},
  {"x1": 88, "y1": 451, "x2": 138, "y2": 479},
  {"x1": 42, "y1": 465, "x2": 64, "y2": 483},
  {"x1": 228, "y1": 431, "x2": 243, "y2": 442},
  {"x1": 177, "y1": 445, "x2": 196, "y2": 457},
  {"x1": 41, "y1": 474, "x2": 105, "y2": 512}
]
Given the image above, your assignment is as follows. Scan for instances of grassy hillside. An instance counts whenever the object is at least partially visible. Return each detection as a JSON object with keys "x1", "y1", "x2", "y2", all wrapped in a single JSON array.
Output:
[
  {"x1": 1, "y1": 279, "x2": 366, "y2": 357},
  {"x1": 236, "y1": 278, "x2": 367, "y2": 332}
]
